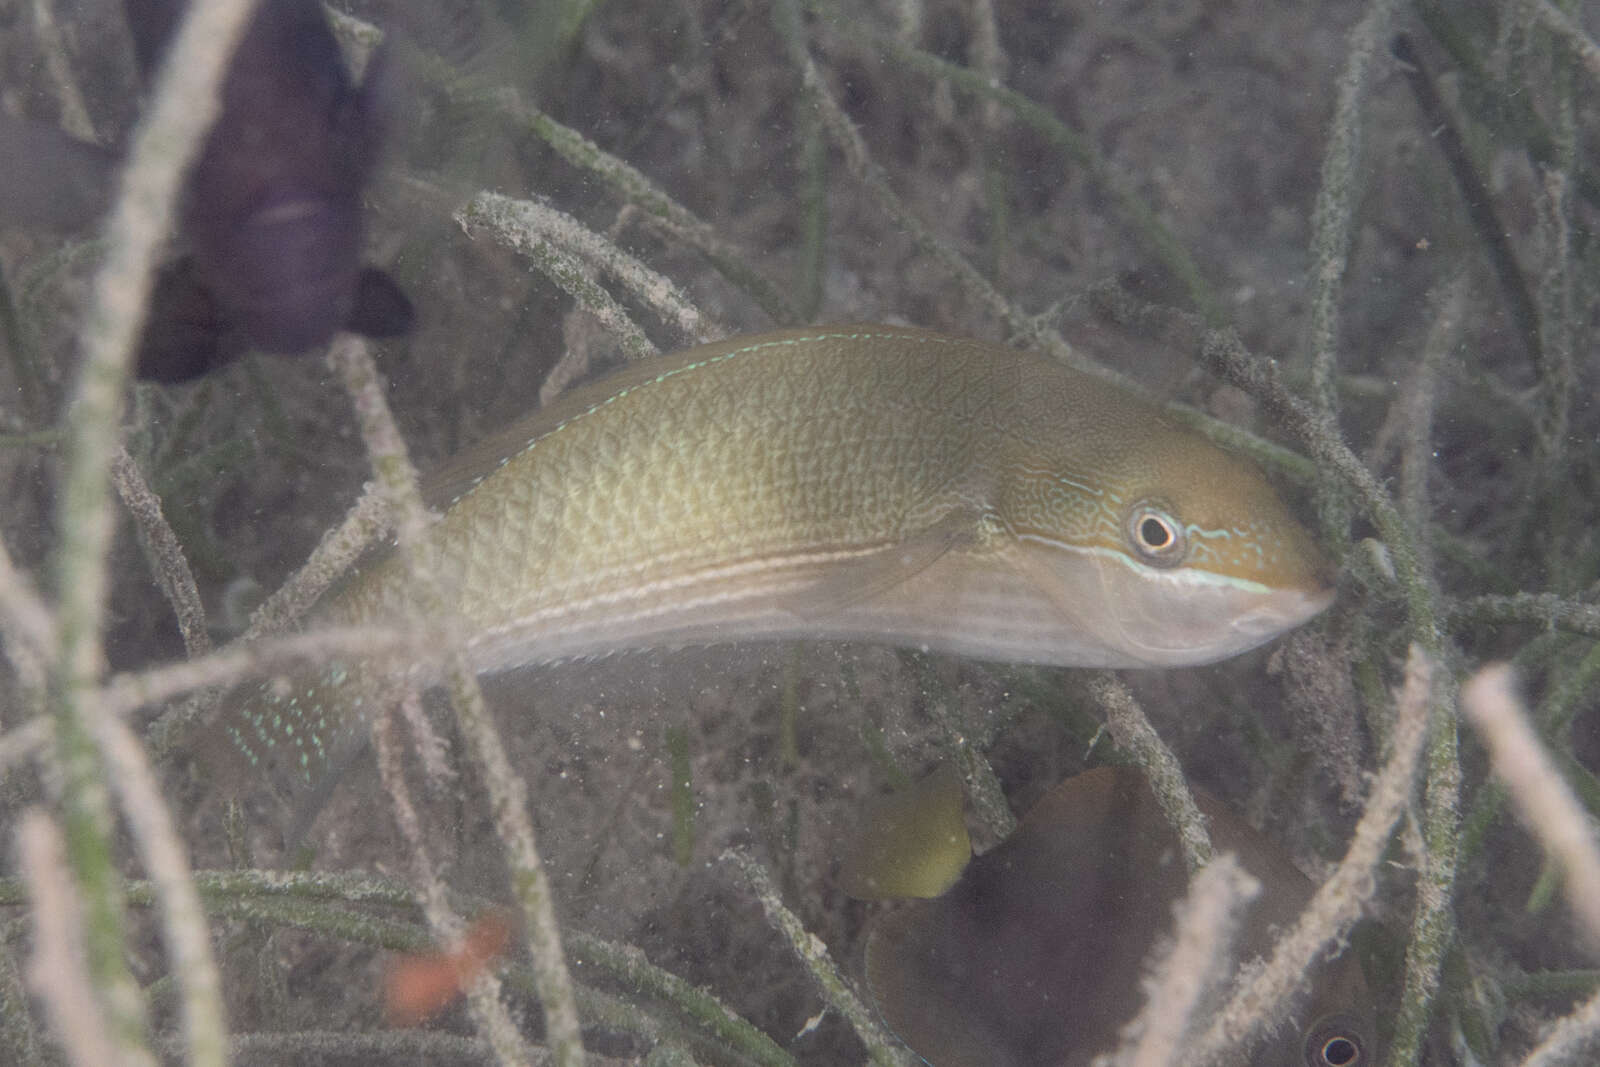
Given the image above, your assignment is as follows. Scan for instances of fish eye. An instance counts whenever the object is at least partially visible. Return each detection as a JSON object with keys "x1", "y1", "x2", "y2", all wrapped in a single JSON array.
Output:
[
  {"x1": 1125, "y1": 503, "x2": 1186, "y2": 567},
  {"x1": 1303, "y1": 1014, "x2": 1366, "y2": 1067}
]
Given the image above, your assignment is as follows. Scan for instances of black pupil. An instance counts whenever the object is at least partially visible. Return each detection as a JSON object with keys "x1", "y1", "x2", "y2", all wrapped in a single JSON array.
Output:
[
  {"x1": 1321, "y1": 1037, "x2": 1358, "y2": 1065},
  {"x1": 1139, "y1": 516, "x2": 1171, "y2": 549}
]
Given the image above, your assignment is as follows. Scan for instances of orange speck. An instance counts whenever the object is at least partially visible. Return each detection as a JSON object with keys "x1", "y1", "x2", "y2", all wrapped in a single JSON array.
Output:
[{"x1": 386, "y1": 912, "x2": 512, "y2": 1026}]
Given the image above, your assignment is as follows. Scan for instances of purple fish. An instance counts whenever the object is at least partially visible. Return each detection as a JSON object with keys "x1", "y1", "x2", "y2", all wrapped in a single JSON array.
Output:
[{"x1": 125, "y1": 0, "x2": 413, "y2": 382}]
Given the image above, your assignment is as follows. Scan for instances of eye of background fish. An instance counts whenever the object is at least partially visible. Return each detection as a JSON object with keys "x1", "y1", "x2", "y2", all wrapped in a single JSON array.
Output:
[
  {"x1": 1302, "y1": 1013, "x2": 1367, "y2": 1067},
  {"x1": 1125, "y1": 502, "x2": 1186, "y2": 567}
]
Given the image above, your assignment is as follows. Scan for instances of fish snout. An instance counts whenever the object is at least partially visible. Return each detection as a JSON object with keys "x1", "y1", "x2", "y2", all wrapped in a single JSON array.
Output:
[
  {"x1": 1228, "y1": 581, "x2": 1337, "y2": 641},
  {"x1": 1093, "y1": 557, "x2": 1336, "y2": 667}
]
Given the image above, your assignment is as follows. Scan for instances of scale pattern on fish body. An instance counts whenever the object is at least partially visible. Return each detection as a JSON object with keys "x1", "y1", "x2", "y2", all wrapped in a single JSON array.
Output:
[{"x1": 211, "y1": 325, "x2": 1332, "y2": 797}]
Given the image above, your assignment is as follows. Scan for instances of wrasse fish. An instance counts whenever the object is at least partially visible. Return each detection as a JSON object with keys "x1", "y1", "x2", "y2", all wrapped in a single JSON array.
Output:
[
  {"x1": 847, "y1": 765, "x2": 1373, "y2": 1067},
  {"x1": 214, "y1": 325, "x2": 1333, "y2": 801},
  {"x1": 124, "y1": 0, "x2": 413, "y2": 382}
]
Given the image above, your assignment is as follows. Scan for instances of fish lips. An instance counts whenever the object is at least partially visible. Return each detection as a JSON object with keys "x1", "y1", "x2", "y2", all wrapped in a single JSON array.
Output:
[{"x1": 1091, "y1": 554, "x2": 1337, "y2": 667}]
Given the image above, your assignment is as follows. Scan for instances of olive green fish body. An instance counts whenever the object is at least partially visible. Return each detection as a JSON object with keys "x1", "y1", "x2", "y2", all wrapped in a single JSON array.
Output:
[
  {"x1": 339, "y1": 327, "x2": 1008, "y2": 665},
  {"x1": 340, "y1": 324, "x2": 1327, "y2": 669},
  {"x1": 220, "y1": 325, "x2": 1331, "y2": 792}
]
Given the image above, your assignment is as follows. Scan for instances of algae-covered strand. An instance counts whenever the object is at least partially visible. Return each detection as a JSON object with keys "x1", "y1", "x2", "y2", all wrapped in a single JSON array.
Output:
[{"x1": 212, "y1": 324, "x2": 1332, "y2": 797}]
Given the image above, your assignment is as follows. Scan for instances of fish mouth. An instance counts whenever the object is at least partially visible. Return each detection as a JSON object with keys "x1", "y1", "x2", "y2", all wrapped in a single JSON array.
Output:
[
  {"x1": 1226, "y1": 582, "x2": 1337, "y2": 640},
  {"x1": 1092, "y1": 553, "x2": 1338, "y2": 667}
]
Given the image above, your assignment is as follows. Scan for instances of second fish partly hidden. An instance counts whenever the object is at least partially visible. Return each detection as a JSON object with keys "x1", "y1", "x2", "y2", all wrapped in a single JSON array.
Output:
[
  {"x1": 842, "y1": 765, "x2": 1373, "y2": 1067},
  {"x1": 124, "y1": 0, "x2": 414, "y2": 381},
  {"x1": 214, "y1": 325, "x2": 1334, "y2": 802},
  {"x1": 0, "y1": 0, "x2": 415, "y2": 381}
]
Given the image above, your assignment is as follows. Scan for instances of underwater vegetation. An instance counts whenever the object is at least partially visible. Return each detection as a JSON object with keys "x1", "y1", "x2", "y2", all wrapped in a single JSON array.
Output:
[
  {"x1": 843, "y1": 765, "x2": 1372, "y2": 1066},
  {"x1": 0, "y1": 0, "x2": 1597, "y2": 1065}
]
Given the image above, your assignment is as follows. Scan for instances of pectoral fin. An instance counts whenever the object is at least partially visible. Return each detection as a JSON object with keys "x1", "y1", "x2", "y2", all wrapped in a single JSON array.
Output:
[{"x1": 785, "y1": 508, "x2": 985, "y2": 620}]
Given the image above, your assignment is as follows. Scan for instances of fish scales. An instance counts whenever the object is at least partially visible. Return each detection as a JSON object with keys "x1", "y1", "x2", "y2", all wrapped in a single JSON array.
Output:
[
  {"x1": 341, "y1": 330, "x2": 986, "y2": 643},
  {"x1": 214, "y1": 325, "x2": 1333, "y2": 797}
]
